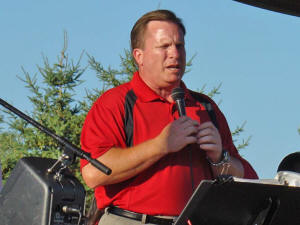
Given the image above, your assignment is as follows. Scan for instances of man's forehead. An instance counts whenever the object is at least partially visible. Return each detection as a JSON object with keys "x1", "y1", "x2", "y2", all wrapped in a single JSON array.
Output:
[
  {"x1": 144, "y1": 21, "x2": 185, "y2": 39},
  {"x1": 146, "y1": 20, "x2": 181, "y2": 31}
]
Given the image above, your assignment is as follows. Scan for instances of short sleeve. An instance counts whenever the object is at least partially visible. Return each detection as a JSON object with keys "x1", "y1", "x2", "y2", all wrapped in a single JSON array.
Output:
[{"x1": 80, "y1": 90, "x2": 127, "y2": 170}]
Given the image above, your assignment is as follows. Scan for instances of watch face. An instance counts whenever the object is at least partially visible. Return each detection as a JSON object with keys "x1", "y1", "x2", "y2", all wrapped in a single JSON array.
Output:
[{"x1": 223, "y1": 150, "x2": 230, "y2": 162}]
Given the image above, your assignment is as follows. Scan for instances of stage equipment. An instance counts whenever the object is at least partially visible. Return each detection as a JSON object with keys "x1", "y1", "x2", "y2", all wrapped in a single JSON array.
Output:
[
  {"x1": 275, "y1": 152, "x2": 300, "y2": 187},
  {"x1": 175, "y1": 176, "x2": 300, "y2": 225},
  {"x1": 234, "y1": 0, "x2": 300, "y2": 17},
  {"x1": 277, "y1": 152, "x2": 300, "y2": 174},
  {"x1": 0, "y1": 98, "x2": 111, "y2": 225},
  {"x1": 0, "y1": 157, "x2": 85, "y2": 225}
]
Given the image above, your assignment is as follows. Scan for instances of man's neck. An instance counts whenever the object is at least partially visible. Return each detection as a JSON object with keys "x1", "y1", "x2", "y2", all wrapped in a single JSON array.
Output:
[
  {"x1": 137, "y1": 71, "x2": 182, "y2": 102},
  {"x1": 144, "y1": 80, "x2": 180, "y2": 103},
  {"x1": 157, "y1": 87, "x2": 176, "y2": 102}
]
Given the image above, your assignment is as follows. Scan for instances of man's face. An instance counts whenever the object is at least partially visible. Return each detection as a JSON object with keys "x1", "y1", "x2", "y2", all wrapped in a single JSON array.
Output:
[{"x1": 134, "y1": 20, "x2": 186, "y2": 90}]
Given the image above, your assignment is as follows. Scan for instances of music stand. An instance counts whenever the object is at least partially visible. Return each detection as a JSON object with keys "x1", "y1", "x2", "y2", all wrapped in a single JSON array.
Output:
[{"x1": 174, "y1": 177, "x2": 300, "y2": 225}]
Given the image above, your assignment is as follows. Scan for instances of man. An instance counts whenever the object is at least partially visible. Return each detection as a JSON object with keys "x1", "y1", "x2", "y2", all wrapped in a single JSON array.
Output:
[{"x1": 80, "y1": 9, "x2": 258, "y2": 225}]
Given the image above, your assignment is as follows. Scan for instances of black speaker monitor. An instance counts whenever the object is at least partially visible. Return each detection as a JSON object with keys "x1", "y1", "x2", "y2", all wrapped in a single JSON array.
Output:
[{"x1": 0, "y1": 157, "x2": 86, "y2": 225}]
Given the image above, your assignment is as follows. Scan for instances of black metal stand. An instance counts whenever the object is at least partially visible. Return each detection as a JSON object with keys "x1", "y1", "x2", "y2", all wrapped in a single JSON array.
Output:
[
  {"x1": 0, "y1": 97, "x2": 111, "y2": 175},
  {"x1": 175, "y1": 177, "x2": 300, "y2": 225}
]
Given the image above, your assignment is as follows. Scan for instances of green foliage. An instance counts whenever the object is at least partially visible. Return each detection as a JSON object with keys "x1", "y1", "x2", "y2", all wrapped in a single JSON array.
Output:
[
  {"x1": 5, "y1": 58, "x2": 85, "y2": 154},
  {"x1": 197, "y1": 83, "x2": 222, "y2": 99},
  {"x1": 231, "y1": 122, "x2": 251, "y2": 150},
  {"x1": 0, "y1": 132, "x2": 28, "y2": 181},
  {"x1": 0, "y1": 35, "x2": 87, "y2": 188}
]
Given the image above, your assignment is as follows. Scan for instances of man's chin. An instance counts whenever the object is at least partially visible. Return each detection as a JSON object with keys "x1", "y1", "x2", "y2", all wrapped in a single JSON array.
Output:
[
  {"x1": 168, "y1": 72, "x2": 183, "y2": 81},
  {"x1": 164, "y1": 77, "x2": 182, "y2": 88}
]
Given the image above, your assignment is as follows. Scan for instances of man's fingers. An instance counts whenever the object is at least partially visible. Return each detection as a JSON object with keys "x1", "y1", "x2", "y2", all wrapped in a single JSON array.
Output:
[
  {"x1": 198, "y1": 121, "x2": 215, "y2": 129},
  {"x1": 197, "y1": 127, "x2": 214, "y2": 138},
  {"x1": 183, "y1": 126, "x2": 198, "y2": 136},
  {"x1": 199, "y1": 143, "x2": 216, "y2": 151},
  {"x1": 178, "y1": 118, "x2": 199, "y2": 131},
  {"x1": 176, "y1": 116, "x2": 190, "y2": 123},
  {"x1": 196, "y1": 121, "x2": 222, "y2": 155},
  {"x1": 184, "y1": 136, "x2": 198, "y2": 145},
  {"x1": 197, "y1": 135, "x2": 216, "y2": 145}
]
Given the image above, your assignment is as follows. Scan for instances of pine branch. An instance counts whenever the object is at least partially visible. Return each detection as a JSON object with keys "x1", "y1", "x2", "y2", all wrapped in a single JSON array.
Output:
[
  {"x1": 232, "y1": 121, "x2": 247, "y2": 137},
  {"x1": 185, "y1": 53, "x2": 197, "y2": 74},
  {"x1": 236, "y1": 136, "x2": 252, "y2": 151}
]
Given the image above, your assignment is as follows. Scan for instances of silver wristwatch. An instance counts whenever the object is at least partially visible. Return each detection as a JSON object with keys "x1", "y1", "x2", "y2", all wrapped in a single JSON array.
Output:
[{"x1": 207, "y1": 150, "x2": 230, "y2": 167}]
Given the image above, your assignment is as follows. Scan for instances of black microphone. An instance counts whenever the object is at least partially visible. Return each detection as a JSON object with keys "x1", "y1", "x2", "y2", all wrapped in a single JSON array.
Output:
[
  {"x1": 172, "y1": 87, "x2": 195, "y2": 191},
  {"x1": 171, "y1": 87, "x2": 186, "y2": 116}
]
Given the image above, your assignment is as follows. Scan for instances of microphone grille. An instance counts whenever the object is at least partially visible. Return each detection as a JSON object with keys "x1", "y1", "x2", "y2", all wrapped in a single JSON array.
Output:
[{"x1": 171, "y1": 87, "x2": 185, "y2": 101}]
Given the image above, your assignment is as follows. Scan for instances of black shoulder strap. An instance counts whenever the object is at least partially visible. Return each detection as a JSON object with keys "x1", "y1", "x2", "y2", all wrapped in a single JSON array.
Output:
[
  {"x1": 189, "y1": 90, "x2": 219, "y2": 129},
  {"x1": 124, "y1": 89, "x2": 137, "y2": 147}
]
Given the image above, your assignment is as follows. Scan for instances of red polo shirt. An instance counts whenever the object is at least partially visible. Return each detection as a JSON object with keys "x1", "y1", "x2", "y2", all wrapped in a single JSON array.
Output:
[{"x1": 80, "y1": 71, "x2": 258, "y2": 216}]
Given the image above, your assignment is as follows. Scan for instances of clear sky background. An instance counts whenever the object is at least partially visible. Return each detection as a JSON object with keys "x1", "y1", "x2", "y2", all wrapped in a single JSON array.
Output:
[{"x1": 0, "y1": 1, "x2": 299, "y2": 179}]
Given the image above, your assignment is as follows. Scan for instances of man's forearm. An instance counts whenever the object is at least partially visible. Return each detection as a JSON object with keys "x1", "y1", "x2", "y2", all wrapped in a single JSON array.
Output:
[{"x1": 82, "y1": 137, "x2": 166, "y2": 188}]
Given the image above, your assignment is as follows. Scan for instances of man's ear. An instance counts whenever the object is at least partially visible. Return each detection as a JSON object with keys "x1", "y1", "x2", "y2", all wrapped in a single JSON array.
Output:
[{"x1": 132, "y1": 48, "x2": 143, "y2": 66}]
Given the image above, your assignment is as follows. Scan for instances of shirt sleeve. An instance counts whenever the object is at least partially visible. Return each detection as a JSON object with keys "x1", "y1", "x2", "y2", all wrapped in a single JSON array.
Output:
[
  {"x1": 211, "y1": 99, "x2": 259, "y2": 179},
  {"x1": 80, "y1": 91, "x2": 127, "y2": 170}
]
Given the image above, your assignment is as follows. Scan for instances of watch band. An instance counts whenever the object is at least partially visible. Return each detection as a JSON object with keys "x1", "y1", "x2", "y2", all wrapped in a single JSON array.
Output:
[{"x1": 207, "y1": 149, "x2": 230, "y2": 167}]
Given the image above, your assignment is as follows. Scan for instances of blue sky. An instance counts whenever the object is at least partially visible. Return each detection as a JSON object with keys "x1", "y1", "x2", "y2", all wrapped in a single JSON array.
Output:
[{"x1": 0, "y1": 1, "x2": 299, "y2": 179}]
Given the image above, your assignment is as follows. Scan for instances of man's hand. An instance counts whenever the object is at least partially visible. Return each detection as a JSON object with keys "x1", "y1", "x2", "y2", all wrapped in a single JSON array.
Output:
[
  {"x1": 196, "y1": 121, "x2": 222, "y2": 162},
  {"x1": 157, "y1": 116, "x2": 199, "y2": 154}
]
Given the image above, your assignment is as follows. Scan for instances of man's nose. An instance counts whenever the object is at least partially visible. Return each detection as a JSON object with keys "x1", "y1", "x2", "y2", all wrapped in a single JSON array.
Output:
[{"x1": 168, "y1": 45, "x2": 180, "y2": 58}]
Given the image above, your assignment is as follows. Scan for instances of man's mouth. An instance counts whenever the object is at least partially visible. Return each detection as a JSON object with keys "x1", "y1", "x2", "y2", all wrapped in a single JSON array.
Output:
[{"x1": 167, "y1": 64, "x2": 181, "y2": 71}]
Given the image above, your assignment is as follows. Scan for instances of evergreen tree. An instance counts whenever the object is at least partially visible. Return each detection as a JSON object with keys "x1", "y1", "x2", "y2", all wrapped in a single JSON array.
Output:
[{"x1": 0, "y1": 36, "x2": 89, "y2": 197}]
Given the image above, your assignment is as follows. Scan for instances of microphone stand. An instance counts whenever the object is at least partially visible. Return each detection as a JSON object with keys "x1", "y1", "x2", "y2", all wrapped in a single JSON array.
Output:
[{"x1": 0, "y1": 97, "x2": 111, "y2": 179}]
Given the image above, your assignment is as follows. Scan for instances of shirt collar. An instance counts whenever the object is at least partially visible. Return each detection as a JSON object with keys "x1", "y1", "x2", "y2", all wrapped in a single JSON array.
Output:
[{"x1": 131, "y1": 71, "x2": 192, "y2": 103}]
